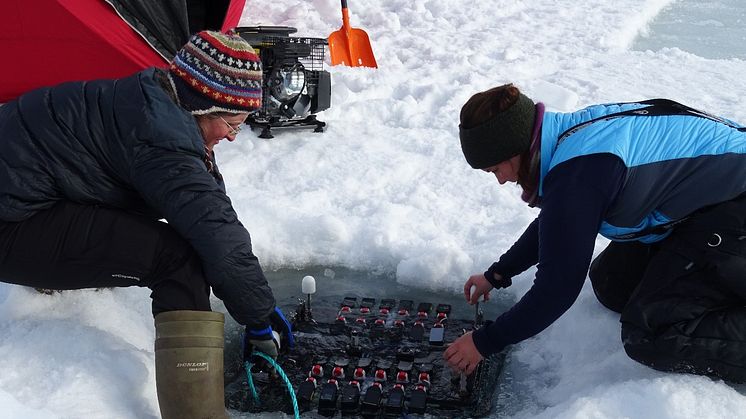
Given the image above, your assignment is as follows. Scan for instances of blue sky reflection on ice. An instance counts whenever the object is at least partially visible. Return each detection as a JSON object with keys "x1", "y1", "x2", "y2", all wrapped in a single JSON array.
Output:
[{"x1": 633, "y1": 0, "x2": 746, "y2": 59}]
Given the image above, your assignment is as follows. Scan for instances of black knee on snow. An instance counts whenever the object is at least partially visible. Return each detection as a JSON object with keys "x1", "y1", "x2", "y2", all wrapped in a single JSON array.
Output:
[
  {"x1": 589, "y1": 241, "x2": 657, "y2": 313},
  {"x1": 621, "y1": 312, "x2": 746, "y2": 384}
]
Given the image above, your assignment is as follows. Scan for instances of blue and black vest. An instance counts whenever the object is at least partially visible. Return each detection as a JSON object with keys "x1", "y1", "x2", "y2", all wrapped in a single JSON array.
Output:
[{"x1": 539, "y1": 100, "x2": 746, "y2": 243}]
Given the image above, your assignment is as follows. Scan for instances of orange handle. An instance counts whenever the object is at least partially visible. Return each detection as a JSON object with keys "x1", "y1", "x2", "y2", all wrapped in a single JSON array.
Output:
[{"x1": 341, "y1": 0, "x2": 351, "y2": 31}]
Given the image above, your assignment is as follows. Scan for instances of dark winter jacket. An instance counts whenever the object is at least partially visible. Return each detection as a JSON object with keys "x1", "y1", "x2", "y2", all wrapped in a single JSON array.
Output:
[
  {"x1": 0, "y1": 68, "x2": 274, "y2": 330},
  {"x1": 473, "y1": 100, "x2": 746, "y2": 356}
]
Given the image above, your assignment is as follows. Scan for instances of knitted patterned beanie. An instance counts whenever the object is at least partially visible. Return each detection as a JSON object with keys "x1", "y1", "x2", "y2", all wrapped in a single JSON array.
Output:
[{"x1": 168, "y1": 30, "x2": 262, "y2": 115}]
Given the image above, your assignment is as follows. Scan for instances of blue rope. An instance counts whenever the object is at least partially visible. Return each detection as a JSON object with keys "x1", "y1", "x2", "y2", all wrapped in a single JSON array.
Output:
[
  {"x1": 244, "y1": 361, "x2": 260, "y2": 402},
  {"x1": 244, "y1": 351, "x2": 300, "y2": 419}
]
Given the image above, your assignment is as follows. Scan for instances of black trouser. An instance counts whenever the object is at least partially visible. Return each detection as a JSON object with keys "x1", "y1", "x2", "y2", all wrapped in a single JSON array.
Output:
[
  {"x1": 0, "y1": 201, "x2": 211, "y2": 316},
  {"x1": 590, "y1": 195, "x2": 746, "y2": 382}
]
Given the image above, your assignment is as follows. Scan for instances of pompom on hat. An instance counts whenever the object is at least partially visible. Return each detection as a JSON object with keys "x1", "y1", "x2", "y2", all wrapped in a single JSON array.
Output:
[{"x1": 168, "y1": 30, "x2": 263, "y2": 115}]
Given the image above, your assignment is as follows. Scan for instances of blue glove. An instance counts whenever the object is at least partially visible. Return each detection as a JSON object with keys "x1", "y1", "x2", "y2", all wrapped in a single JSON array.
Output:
[{"x1": 244, "y1": 307, "x2": 295, "y2": 360}]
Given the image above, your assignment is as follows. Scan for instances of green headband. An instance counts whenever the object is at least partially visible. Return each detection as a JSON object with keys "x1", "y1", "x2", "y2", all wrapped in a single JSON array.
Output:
[{"x1": 459, "y1": 93, "x2": 535, "y2": 169}]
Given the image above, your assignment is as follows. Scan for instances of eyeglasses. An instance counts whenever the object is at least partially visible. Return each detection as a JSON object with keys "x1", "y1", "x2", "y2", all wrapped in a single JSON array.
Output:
[{"x1": 219, "y1": 116, "x2": 242, "y2": 136}]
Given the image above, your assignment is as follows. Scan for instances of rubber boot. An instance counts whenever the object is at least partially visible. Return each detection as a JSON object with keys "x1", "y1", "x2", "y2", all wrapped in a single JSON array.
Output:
[{"x1": 155, "y1": 310, "x2": 228, "y2": 419}]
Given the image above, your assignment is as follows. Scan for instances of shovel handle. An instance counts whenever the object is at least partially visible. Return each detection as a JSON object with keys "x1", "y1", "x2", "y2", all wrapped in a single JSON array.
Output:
[{"x1": 340, "y1": 0, "x2": 351, "y2": 29}]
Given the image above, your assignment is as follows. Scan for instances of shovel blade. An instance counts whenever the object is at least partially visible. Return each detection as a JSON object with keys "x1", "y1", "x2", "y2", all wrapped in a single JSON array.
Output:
[{"x1": 328, "y1": 27, "x2": 377, "y2": 68}]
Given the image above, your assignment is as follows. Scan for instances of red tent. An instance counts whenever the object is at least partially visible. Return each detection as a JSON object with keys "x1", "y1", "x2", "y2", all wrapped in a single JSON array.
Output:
[{"x1": 0, "y1": 0, "x2": 246, "y2": 103}]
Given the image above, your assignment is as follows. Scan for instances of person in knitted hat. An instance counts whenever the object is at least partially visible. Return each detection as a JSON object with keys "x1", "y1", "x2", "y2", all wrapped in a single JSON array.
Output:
[
  {"x1": 0, "y1": 30, "x2": 291, "y2": 418},
  {"x1": 445, "y1": 84, "x2": 746, "y2": 384},
  {"x1": 168, "y1": 30, "x2": 263, "y2": 115},
  {"x1": 458, "y1": 84, "x2": 542, "y2": 206}
]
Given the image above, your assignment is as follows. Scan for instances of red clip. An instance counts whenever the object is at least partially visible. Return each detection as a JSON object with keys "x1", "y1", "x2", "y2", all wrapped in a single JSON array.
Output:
[
  {"x1": 305, "y1": 376, "x2": 318, "y2": 387},
  {"x1": 396, "y1": 371, "x2": 408, "y2": 383},
  {"x1": 398, "y1": 309, "x2": 409, "y2": 316},
  {"x1": 437, "y1": 312, "x2": 447, "y2": 321},
  {"x1": 417, "y1": 311, "x2": 428, "y2": 319},
  {"x1": 327, "y1": 378, "x2": 339, "y2": 388},
  {"x1": 336, "y1": 316, "x2": 347, "y2": 323},
  {"x1": 353, "y1": 367, "x2": 366, "y2": 379},
  {"x1": 360, "y1": 307, "x2": 371, "y2": 314},
  {"x1": 348, "y1": 380, "x2": 361, "y2": 391},
  {"x1": 416, "y1": 384, "x2": 427, "y2": 392},
  {"x1": 379, "y1": 308, "x2": 390, "y2": 315},
  {"x1": 340, "y1": 306, "x2": 351, "y2": 313},
  {"x1": 434, "y1": 320, "x2": 444, "y2": 328},
  {"x1": 332, "y1": 366, "x2": 345, "y2": 379},
  {"x1": 374, "y1": 369, "x2": 387, "y2": 382},
  {"x1": 414, "y1": 320, "x2": 424, "y2": 327},
  {"x1": 393, "y1": 383, "x2": 404, "y2": 391},
  {"x1": 418, "y1": 372, "x2": 430, "y2": 383},
  {"x1": 374, "y1": 319, "x2": 386, "y2": 326},
  {"x1": 394, "y1": 319, "x2": 405, "y2": 327},
  {"x1": 355, "y1": 317, "x2": 366, "y2": 324},
  {"x1": 310, "y1": 364, "x2": 324, "y2": 378}
]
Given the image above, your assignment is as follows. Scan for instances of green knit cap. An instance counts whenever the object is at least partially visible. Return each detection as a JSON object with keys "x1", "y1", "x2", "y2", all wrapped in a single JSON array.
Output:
[{"x1": 459, "y1": 93, "x2": 536, "y2": 169}]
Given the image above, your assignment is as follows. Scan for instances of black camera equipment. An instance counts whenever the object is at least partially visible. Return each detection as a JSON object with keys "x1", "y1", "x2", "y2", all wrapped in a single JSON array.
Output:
[{"x1": 235, "y1": 26, "x2": 331, "y2": 139}]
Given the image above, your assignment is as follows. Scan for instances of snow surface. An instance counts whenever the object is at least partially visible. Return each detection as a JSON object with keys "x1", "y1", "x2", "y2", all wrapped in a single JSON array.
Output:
[{"x1": 3, "y1": 0, "x2": 746, "y2": 417}]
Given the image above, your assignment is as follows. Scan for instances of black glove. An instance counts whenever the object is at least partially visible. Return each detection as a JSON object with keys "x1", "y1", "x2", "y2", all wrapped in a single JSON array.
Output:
[{"x1": 244, "y1": 307, "x2": 294, "y2": 361}]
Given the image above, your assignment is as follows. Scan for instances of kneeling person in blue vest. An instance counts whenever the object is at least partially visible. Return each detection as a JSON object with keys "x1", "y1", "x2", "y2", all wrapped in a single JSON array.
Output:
[
  {"x1": 444, "y1": 83, "x2": 746, "y2": 382},
  {"x1": 0, "y1": 31, "x2": 291, "y2": 418}
]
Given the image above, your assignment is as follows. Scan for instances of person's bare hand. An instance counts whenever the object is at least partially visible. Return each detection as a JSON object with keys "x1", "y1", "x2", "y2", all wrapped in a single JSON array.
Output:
[
  {"x1": 444, "y1": 332, "x2": 484, "y2": 375},
  {"x1": 463, "y1": 274, "x2": 493, "y2": 305}
]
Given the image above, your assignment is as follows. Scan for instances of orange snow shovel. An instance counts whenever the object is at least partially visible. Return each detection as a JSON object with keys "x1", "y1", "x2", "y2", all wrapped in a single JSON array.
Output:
[{"x1": 328, "y1": 0, "x2": 377, "y2": 68}]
